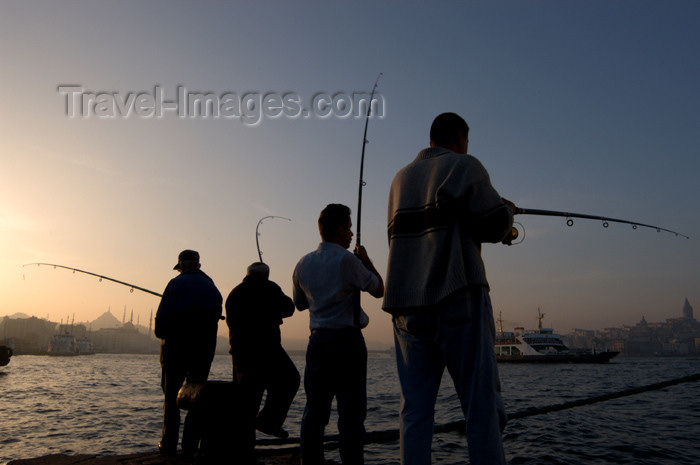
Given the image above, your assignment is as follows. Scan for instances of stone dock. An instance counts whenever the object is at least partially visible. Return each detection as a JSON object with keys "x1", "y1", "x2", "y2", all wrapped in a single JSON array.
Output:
[{"x1": 7, "y1": 451, "x2": 340, "y2": 465}]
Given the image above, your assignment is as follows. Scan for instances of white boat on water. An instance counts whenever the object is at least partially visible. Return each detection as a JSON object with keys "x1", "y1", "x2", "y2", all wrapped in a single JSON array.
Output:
[
  {"x1": 495, "y1": 310, "x2": 618, "y2": 363},
  {"x1": 48, "y1": 332, "x2": 95, "y2": 356},
  {"x1": 48, "y1": 332, "x2": 78, "y2": 356}
]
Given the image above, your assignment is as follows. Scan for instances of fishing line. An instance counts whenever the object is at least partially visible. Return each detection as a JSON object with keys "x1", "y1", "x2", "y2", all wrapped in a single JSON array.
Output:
[{"x1": 253, "y1": 372, "x2": 700, "y2": 450}]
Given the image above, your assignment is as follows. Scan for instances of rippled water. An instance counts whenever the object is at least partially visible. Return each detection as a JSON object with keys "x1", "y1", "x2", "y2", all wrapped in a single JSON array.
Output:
[{"x1": 1, "y1": 353, "x2": 699, "y2": 464}]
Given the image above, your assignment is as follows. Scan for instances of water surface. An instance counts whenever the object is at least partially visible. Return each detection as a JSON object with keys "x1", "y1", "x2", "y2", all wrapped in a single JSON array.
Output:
[{"x1": 1, "y1": 354, "x2": 698, "y2": 464}]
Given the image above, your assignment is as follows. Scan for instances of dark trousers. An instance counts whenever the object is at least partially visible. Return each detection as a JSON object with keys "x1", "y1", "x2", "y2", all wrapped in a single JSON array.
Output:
[
  {"x1": 161, "y1": 347, "x2": 212, "y2": 453},
  {"x1": 234, "y1": 347, "x2": 301, "y2": 460},
  {"x1": 300, "y1": 328, "x2": 367, "y2": 465}
]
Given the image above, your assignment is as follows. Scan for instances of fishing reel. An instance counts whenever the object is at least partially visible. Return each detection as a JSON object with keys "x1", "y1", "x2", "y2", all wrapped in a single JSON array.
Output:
[{"x1": 502, "y1": 222, "x2": 525, "y2": 246}]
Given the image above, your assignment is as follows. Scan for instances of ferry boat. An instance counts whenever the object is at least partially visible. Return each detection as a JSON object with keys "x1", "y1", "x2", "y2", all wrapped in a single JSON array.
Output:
[
  {"x1": 48, "y1": 332, "x2": 95, "y2": 355},
  {"x1": 48, "y1": 319, "x2": 95, "y2": 356},
  {"x1": 495, "y1": 310, "x2": 618, "y2": 363},
  {"x1": 48, "y1": 332, "x2": 79, "y2": 356}
]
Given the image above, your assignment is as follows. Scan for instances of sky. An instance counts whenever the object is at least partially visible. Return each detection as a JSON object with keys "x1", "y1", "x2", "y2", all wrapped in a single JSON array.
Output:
[{"x1": 1, "y1": 1, "x2": 698, "y2": 346}]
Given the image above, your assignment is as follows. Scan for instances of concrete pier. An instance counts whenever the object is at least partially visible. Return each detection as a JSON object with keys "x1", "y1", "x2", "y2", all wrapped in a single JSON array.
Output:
[{"x1": 7, "y1": 451, "x2": 340, "y2": 465}]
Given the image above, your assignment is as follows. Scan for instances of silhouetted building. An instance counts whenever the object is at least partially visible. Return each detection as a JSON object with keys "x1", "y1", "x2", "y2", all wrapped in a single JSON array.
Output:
[
  {"x1": 91, "y1": 322, "x2": 159, "y2": 353},
  {"x1": 683, "y1": 298, "x2": 694, "y2": 320},
  {"x1": 1, "y1": 316, "x2": 57, "y2": 354}
]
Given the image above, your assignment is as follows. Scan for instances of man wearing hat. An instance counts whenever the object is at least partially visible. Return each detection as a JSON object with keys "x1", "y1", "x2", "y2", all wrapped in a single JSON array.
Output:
[
  {"x1": 225, "y1": 261, "x2": 300, "y2": 463},
  {"x1": 155, "y1": 249, "x2": 223, "y2": 456}
]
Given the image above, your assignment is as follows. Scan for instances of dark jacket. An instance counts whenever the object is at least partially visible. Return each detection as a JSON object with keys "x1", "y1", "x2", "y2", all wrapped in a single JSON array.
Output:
[
  {"x1": 225, "y1": 275, "x2": 294, "y2": 366},
  {"x1": 155, "y1": 268, "x2": 223, "y2": 365}
]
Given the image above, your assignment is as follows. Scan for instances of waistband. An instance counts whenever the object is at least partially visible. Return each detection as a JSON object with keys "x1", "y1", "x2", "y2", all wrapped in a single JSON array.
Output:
[{"x1": 310, "y1": 327, "x2": 362, "y2": 336}]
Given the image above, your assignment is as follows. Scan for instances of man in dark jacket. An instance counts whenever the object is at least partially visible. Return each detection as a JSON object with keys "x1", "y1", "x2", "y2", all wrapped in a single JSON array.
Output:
[
  {"x1": 155, "y1": 249, "x2": 223, "y2": 456},
  {"x1": 226, "y1": 262, "x2": 300, "y2": 460}
]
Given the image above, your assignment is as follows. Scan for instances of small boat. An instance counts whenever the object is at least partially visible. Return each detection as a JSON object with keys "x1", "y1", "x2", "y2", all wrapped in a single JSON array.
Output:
[
  {"x1": 0, "y1": 345, "x2": 12, "y2": 366},
  {"x1": 495, "y1": 310, "x2": 618, "y2": 363},
  {"x1": 48, "y1": 318, "x2": 95, "y2": 356},
  {"x1": 48, "y1": 332, "x2": 79, "y2": 356}
]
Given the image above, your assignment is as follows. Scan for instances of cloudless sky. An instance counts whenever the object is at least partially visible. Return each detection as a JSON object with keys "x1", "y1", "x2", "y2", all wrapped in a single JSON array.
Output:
[{"x1": 1, "y1": 1, "x2": 698, "y2": 346}]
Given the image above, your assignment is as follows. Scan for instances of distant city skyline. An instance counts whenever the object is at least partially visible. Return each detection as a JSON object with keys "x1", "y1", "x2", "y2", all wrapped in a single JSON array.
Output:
[{"x1": 6, "y1": 297, "x2": 694, "y2": 337}]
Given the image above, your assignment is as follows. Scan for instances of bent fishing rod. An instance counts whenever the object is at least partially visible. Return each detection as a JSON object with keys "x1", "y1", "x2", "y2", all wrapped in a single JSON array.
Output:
[
  {"x1": 503, "y1": 207, "x2": 689, "y2": 245},
  {"x1": 256, "y1": 215, "x2": 291, "y2": 262},
  {"x1": 23, "y1": 263, "x2": 162, "y2": 297},
  {"x1": 356, "y1": 72, "x2": 382, "y2": 248}
]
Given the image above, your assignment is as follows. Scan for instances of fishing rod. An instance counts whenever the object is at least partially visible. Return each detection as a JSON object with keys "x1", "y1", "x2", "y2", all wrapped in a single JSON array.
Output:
[
  {"x1": 356, "y1": 72, "x2": 382, "y2": 248},
  {"x1": 503, "y1": 207, "x2": 689, "y2": 245},
  {"x1": 255, "y1": 215, "x2": 291, "y2": 262},
  {"x1": 23, "y1": 263, "x2": 162, "y2": 297}
]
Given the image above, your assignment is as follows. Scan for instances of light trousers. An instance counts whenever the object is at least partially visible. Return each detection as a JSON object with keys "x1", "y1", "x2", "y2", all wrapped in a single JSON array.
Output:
[{"x1": 393, "y1": 287, "x2": 506, "y2": 465}]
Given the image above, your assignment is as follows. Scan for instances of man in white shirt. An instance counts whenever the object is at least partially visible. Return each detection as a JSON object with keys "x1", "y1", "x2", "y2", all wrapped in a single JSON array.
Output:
[{"x1": 293, "y1": 203, "x2": 384, "y2": 465}]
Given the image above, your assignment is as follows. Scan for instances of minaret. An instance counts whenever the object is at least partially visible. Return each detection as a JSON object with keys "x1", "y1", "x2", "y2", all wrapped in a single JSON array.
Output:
[{"x1": 683, "y1": 298, "x2": 694, "y2": 320}]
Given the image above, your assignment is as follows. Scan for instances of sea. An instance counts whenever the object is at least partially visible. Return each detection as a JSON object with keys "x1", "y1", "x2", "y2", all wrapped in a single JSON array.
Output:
[{"x1": 1, "y1": 353, "x2": 699, "y2": 465}]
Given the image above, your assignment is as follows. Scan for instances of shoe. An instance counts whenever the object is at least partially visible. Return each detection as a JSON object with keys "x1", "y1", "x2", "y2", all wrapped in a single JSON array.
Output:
[
  {"x1": 181, "y1": 450, "x2": 200, "y2": 464},
  {"x1": 255, "y1": 422, "x2": 289, "y2": 439},
  {"x1": 158, "y1": 441, "x2": 177, "y2": 456},
  {"x1": 181, "y1": 448, "x2": 196, "y2": 462}
]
